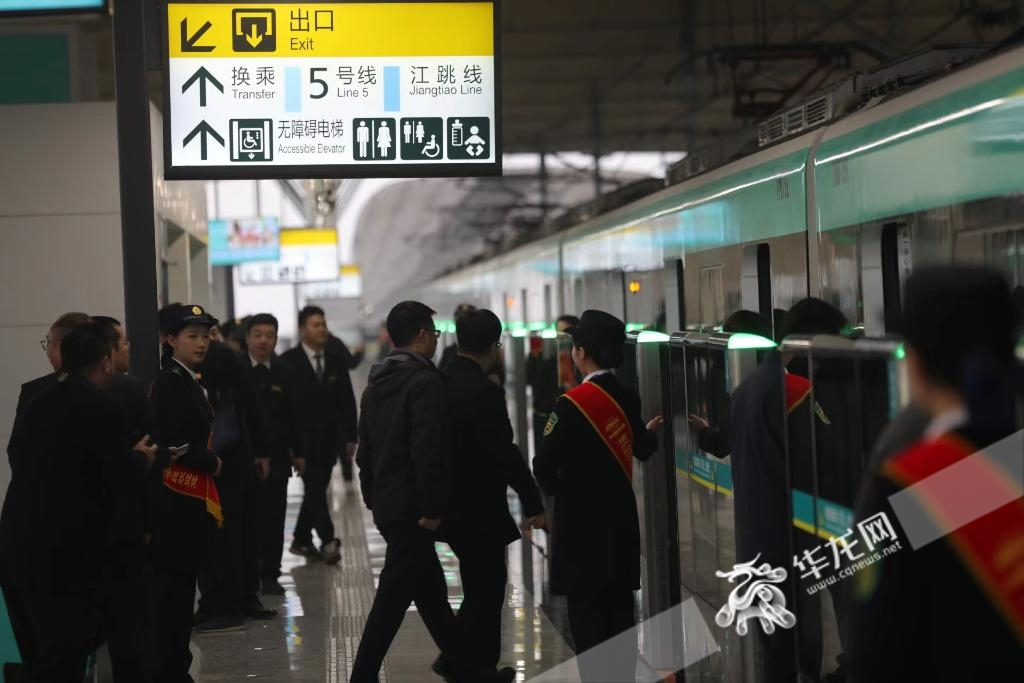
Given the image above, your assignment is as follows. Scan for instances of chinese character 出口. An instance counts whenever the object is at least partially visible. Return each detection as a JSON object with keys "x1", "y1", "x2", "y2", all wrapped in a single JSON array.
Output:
[
  {"x1": 290, "y1": 9, "x2": 310, "y2": 32},
  {"x1": 314, "y1": 9, "x2": 334, "y2": 31}
]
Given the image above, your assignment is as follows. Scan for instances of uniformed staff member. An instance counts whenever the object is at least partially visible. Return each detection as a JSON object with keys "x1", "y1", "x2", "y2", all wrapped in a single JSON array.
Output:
[
  {"x1": 245, "y1": 313, "x2": 307, "y2": 596},
  {"x1": 148, "y1": 304, "x2": 224, "y2": 682},
  {"x1": 0, "y1": 323, "x2": 156, "y2": 681},
  {"x1": 850, "y1": 267, "x2": 1024, "y2": 681},
  {"x1": 533, "y1": 309, "x2": 662, "y2": 683}
]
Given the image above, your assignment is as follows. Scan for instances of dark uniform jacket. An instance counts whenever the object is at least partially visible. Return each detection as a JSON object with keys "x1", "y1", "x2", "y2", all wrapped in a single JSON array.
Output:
[
  {"x1": 850, "y1": 424, "x2": 1024, "y2": 681},
  {"x1": 148, "y1": 361, "x2": 220, "y2": 570},
  {"x1": 533, "y1": 371, "x2": 658, "y2": 595},
  {"x1": 200, "y1": 342, "x2": 257, "y2": 480},
  {"x1": 6, "y1": 372, "x2": 58, "y2": 469},
  {"x1": 728, "y1": 350, "x2": 790, "y2": 566},
  {"x1": 280, "y1": 344, "x2": 357, "y2": 462},
  {"x1": 0, "y1": 374, "x2": 147, "y2": 590},
  {"x1": 442, "y1": 355, "x2": 544, "y2": 545},
  {"x1": 247, "y1": 355, "x2": 305, "y2": 475},
  {"x1": 357, "y1": 350, "x2": 451, "y2": 526},
  {"x1": 105, "y1": 373, "x2": 155, "y2": 545}
]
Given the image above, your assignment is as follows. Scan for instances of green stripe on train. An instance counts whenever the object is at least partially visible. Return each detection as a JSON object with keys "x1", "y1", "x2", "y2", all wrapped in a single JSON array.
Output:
[{"x1": 815, "y1": 66, "x2": 1024, "y2": 231}]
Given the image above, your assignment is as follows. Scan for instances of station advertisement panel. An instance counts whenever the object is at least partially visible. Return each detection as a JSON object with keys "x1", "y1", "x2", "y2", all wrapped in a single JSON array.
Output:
[
  {"x1": 164, "y1": 1, "x2": 501, "y2": 179},
  {"x1": 209, "y1": 217, "x2": 281, "y2": 265},
  {"x1": 0, "y1": 1, "x2": 105, "y2": 13},
  {"x1": 237, "y1": 227, "x2": 338, "y2": 284}
]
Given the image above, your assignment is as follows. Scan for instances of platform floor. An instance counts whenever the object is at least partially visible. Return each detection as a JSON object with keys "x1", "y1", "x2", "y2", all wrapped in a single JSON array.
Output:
[{"x1": 184, "y1": 469, "x2": 580, "y2": 683}]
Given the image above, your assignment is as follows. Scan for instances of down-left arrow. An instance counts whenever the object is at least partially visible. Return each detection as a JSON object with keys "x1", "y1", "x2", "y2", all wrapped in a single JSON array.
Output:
[
  {"x1": 182, "y1": 67, "x2": 223, "y2": 107},
  {"x1": 183, "y1": 121, "x2": 224, "y2": 161}
]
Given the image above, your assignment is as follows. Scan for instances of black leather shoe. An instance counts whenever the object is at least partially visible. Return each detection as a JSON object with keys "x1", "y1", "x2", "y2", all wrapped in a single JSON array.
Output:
[
  {"x1": 261, "y1": 577, "x2": 286, "y2": 595},
  {"x1": 244, "y1": 599, "x2": 278, "y2": 619},
  {"x1": 431, "y1": 654, "x2": 454, "y2": 682},
  {"x1": 289, "y1": 541, "x2": 318, "y2": 557}
]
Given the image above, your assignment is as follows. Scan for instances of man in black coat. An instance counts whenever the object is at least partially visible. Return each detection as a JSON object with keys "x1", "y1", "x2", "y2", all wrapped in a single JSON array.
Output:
[
  {"x1": 245, "y1": 313, "x2": 306, "y2": 595},
  {"x1": 728, "y1": 298, "x2": 846, "y2": 682},
  {"x1": 440, "y1": 309, "x2": 546, "y2": 674},
  {"x1": 93, "y1": 316, "x2": 158, "y2": 681},
  {"x1": 350, "y1": 301, "x2": 513, "y2": 683},
  {"x1": 280, "y1": 305, "x2": 356, "y2": 563},
  {"x1": 0, "y1": 324, "x2": 155, "y2": 681},
  {"x1": 533, "y1": 310, "x2": 661, "y2": 683},
  {"x1": 7, "y1": 311, "x2": 90, "y2": 470}
]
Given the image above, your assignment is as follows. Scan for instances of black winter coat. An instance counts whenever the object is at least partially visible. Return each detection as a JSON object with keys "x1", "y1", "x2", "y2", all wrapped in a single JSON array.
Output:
[
  {"x1": 0, "y1": 374, "x2": 147, "y2": 589},
  {"x1": 148, "y1": 361, "x2": 220, "y2": 570},
  {"x1": 105, "y1": 373, "x2": 155, "y2": 545},
  {"x1": 6, "y1": 372, "x2": 58, "y2": 469},
  {"x1": 533, "y1": 372, "x2": 657, "y2": 594},
  {"x1": 357, "y1": 350, "x2": 451, "y2": 526},
  {"x1": 442, "y1": 355, "x2": 543, "y2": 545}
]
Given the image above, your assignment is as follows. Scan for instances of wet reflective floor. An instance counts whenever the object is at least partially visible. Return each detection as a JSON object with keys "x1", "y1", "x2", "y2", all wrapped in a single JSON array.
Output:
[{"x1": 188, "y1": 470, "x2": 581, "y2": 682}]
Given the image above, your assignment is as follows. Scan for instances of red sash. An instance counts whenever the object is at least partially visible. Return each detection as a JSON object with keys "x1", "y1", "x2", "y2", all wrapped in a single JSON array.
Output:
[
  {"x1": 163, "y1": 463, "x2": 223, "y2": 527},
  {"x1": 883, "y1": 433, "x2": 1024, "y2": 643},
  {"x1": 564, "y1": 381, "x2": 634, "y2": 481},
  {"x1": 785, "y1": 373, "x2": 811, "y2": 414}
]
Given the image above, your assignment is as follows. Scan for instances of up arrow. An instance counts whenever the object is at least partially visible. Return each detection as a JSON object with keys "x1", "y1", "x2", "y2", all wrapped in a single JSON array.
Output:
[
  {"x1": 180, "y1": 18, "x2": 215, "y2": 53},
  {"x1": 246, "y1": 23, "x2": 264, "y2": 48},
  {"x1": 183, "y1": 121, "x2": 224, "y2": 161},
  {"x1": 182, "y1": 67, "x2": 223, "y2": 107}
]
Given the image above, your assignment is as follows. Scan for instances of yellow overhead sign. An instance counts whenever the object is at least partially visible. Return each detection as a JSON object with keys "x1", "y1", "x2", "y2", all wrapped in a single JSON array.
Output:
[{"x1": 168, "y1": 2, "x2": 495, "y2": 58}]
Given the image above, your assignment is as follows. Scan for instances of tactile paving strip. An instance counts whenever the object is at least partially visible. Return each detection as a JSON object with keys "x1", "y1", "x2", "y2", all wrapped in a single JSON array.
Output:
[{"x1": 327, "y1": 484, "x2": 390, "y2": 683}]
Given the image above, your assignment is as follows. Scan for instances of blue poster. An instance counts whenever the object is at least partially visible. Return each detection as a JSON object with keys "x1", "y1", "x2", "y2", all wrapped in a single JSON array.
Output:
[{"x1": 209, "y1": 217, "x2": 281, "y2": 265}]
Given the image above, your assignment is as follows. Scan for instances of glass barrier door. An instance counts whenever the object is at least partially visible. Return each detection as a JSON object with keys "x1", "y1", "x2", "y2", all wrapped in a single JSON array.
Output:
[{"x1": 782, "y1": 337, "x2": 906, "y2": 683}]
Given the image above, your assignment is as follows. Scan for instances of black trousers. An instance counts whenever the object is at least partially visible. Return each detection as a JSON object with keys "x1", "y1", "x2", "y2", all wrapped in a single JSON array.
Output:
[
  {"x1": 447, "y1": 536, "x2": 507, "y2": 670},
  {"x1": 2, "y1": 581, "x2": 99, "y2": 683},
  {"x1": 349, "y1": 523, "x2": 461, "y2": 682},
  {"x1": 258, "y1": 466, "x2": 290, "y2": 581},
  {"x1": 102, "y1": 544, "x2": 150, "y2": 682},
  {"x1": 151, "y1": 568, "x2": 197, "y2": 683},
  {"x1": 566, "y1": 586, "x2": 636, "y2": 683},
  {"x1": 199, "y1": 471, "x2": 260, "y2": 614},
  {"x1": 293, "y1": 456, "x2": 335, "y2": 547}
]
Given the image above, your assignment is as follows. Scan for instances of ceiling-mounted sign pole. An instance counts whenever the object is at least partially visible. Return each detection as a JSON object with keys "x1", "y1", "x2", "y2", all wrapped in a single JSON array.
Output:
[
  {"x1": 163, "y1": 0, "x2": 502, "y2": 180},
  {"x1": 113, "y1": 0, "x2": 160, "y2": 380}
]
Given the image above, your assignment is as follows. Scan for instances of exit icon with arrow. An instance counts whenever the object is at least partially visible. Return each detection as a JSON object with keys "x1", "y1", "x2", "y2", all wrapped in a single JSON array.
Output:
[
  {"x1": 232, "y1": 8, "x2": 276, "y2": 53},
  {"x1": 182, "y1": 67, "x2": 223, "y2": 107},
  {"x1": 183, "y1": 121, "x2": 225, "y2": 161}
]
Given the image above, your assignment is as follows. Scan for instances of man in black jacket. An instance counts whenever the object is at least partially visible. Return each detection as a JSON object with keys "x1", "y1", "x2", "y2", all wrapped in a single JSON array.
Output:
[
  {"x1": 0, "y1": 324, "x2": 155, "y2": 681},
  {"x1": 440, "y1": 309, "x2": 546, "y2": 674},
  {"x1": 7, "y1": 311, "x2": 90, "y2": 470},
  {"x1": 532, "y1": 310, "x2": 661, "y2": 683},
  {"x1": 280, "y1": 305, "x2": 356, "y2": 564},
  {"x1": 245, "y1": 313, "x2": 306, "y2": 595},
  {"x1": 350, "y1": 301, "x2": 513, "y2": 683}
]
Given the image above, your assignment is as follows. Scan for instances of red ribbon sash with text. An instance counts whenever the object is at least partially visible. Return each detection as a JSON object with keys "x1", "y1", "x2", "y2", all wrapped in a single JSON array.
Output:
[
  {"x1": 163, "y1": 463, "x2": 224, "y2": 527},
  {"x1": 564, "y1": 381, "x2": 635, "y2": 481}
]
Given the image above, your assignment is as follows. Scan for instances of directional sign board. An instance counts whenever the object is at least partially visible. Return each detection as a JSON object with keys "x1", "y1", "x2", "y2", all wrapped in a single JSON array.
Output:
[{"x1": 164, "y1": 1, "x2": 500, "y2": 180}]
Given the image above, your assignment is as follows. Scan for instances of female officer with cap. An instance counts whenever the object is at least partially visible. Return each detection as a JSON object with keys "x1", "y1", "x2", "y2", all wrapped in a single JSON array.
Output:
[
  {"x1": 533, "y1": 309, "x2": 663, "y2": 683},
  {"x1": 148, "y1": 304, "x2": 223, "y2": 682}
]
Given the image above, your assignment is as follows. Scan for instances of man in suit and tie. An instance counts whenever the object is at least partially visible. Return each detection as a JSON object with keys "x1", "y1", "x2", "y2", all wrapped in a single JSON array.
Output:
[{"x1": 280, "y1": 306, "x2": 357, "y2": 564}]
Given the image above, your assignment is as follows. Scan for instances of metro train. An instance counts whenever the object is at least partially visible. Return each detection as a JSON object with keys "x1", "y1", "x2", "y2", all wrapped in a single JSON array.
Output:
[{"x1": 426, "y1": 42, "x2": 1024, "y2": 682}]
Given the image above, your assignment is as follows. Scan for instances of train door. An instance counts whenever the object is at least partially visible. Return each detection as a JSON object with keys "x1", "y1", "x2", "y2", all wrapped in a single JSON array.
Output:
[
  {"x1": 741, "y1": 243, "x2": 774, "y2": 322},
  {"x1": 698, "y1": 266, "x2": 725, "y2": 331},
  {"x1": 782, "y1": 336, "x2": 907, "y2": 683},
  {"x1": 664, "y1": 258, "x2": 685, "y2": 333},
  {"x1": 624, "y1": 267, "x2": 668, "y2": 331},
  {"x1": 580, "y1": 269, "x2": 627, "y2": 319},
  {"x1": 861, "y1": 222, "x2": 913, "y2": 336}
]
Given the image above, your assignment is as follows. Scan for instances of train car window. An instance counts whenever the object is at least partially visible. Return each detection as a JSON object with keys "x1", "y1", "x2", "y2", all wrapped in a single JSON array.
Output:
[
  {"x1": 881, "y1": 222, "x2": 910, "y2": 333},
  {"x1": 954, "y1": 227, "x2": 1024, "y2": 287},
  {"x1": 663, "y1": 258, "x2": 685, "y2": 332},
  {"x1": 699, "y1": 266, "x2": 724, "y2": 331}
]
